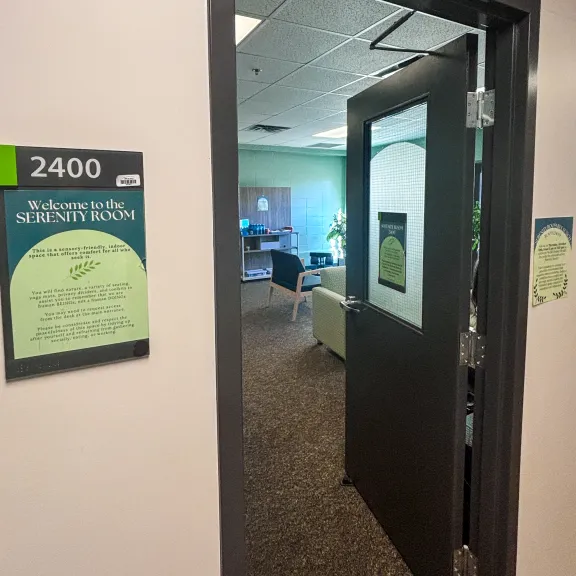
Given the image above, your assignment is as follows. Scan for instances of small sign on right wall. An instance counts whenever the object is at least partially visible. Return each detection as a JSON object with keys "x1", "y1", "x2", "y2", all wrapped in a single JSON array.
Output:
[{"x1": 532, "y1": 217, "x2": 573, "y2": 306}]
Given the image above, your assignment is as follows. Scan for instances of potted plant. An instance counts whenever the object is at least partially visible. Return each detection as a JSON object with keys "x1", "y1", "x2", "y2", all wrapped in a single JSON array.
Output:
[
  {"x1": 472, "y1": 201, "x2": 481, "y2": 253},
  {"x1": 327, "y1": 209, "x2": 346, "y2": 265}
]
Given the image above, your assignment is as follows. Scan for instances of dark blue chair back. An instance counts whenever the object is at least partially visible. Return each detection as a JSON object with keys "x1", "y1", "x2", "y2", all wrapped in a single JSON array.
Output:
[
  {"x1": 270, "y1": 250, "x2": 305, "y2": 291},
  {"x1": 309, "y1": 251, "x2": 334, "y2": 269}
]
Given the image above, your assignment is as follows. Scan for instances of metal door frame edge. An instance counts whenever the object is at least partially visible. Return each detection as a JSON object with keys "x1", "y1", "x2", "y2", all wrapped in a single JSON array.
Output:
[
  {"x1": 206, "y1": 0, "x2": 541, "y2": 574},
  {"x1": 207, "y1": 0, "x2": 246, "y2": 574}
]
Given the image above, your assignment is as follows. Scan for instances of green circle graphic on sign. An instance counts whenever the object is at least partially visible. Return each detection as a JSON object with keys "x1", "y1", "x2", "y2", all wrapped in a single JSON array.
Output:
[{"x1": 10, "y1": 229, "x2": 149, "y2": 359}]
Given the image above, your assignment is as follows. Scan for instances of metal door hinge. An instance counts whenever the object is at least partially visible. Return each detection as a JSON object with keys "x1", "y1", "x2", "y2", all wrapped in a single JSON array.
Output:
[
  {"x1": 453, "y1": 546, "x2": 478, "y2": 576},
  {"x1": 466, "y1": 89, "x2": 495, "y2": 128},
  {"x1": 460, "y1": 332, "x2": 486, "y2": 368}
]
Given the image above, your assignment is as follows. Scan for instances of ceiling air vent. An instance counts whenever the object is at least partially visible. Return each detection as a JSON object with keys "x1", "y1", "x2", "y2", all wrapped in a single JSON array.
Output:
[
  {"x1": 247, "y1": 124, "x2": 290, "y2": 133},
  {"x1": 306, "y1": 143, "x2": 341, "y2": 149}
]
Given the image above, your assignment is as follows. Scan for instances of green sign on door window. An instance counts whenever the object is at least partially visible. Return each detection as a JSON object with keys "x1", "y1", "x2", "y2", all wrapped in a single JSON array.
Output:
[{"x1": 378, "y1": 212, "x2": 407, "y2": 294}]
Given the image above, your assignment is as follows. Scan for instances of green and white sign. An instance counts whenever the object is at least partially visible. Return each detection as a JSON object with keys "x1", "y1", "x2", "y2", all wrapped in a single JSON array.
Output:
[
  {"x1": 0, "y1": 146, "x2": 149, "y2": 380},
  {"x1": 533, "y1": 217, "x2": 573, "y2": 306},
  {"x1": 378, "y1": 212, "x2": 407, "y2": 294}
]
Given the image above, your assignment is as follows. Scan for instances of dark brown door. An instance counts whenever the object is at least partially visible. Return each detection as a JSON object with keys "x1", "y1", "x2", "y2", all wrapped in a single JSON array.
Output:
[{"x1": 344, "y1": 34, "x2": 478, "y2": 575}]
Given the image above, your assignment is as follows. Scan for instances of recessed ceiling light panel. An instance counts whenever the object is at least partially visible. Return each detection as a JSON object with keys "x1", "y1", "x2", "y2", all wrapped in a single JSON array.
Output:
[
  {"x1": 313, "y1": 125, "x2": 381, "y2": 139},
  {"x1": 313, "y1": 126, "x2": 347, "y2": 139},
  {"x1": 235, "y1": 15, "x2": 262, "y2": 45}
]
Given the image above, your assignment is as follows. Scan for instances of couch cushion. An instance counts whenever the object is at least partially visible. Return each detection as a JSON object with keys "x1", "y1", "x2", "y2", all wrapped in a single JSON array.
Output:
[{"x1": 274, "y1": 274, "x2": 321, "y2": 292}]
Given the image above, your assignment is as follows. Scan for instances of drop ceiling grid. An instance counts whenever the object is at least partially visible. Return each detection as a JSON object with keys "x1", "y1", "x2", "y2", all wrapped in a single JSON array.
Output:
[
  {"x1": 237, "y1": 0, "x2": 410, "y2": 110},
  {"x1": 272, "y1": 0, "x2": 403, "y2": 35},
  {"x1": 237, "y1": 2, "x2": 410, "y2": 141},
  {"x1": 236, "y1": 0, "x2": 486, "y2": 148},
  {"x1": 237, "y1": 17, "x2": 411, "y2": 109},
  {"x1": 235, "y1": 0, "x2": 288, "y2": 18}
]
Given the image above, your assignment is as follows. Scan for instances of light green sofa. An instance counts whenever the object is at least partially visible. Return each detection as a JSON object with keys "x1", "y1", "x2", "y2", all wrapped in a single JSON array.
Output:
[{"x1": 312, "y1": 266, "x2": 346, "y2": 359}]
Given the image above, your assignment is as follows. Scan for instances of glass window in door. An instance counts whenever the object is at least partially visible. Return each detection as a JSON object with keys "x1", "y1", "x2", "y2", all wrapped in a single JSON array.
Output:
[{"x1": 367, "y1": 102, "x2": 427, "y2": 329}]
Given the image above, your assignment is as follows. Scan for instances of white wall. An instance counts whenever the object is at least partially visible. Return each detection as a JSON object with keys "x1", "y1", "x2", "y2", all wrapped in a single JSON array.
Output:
[
  {"x1": 517, "y1": 0, "x2": 576, "y2": 574},
  {"x1": 0, "y1": 2, "x2": 221, "y2": 575}
]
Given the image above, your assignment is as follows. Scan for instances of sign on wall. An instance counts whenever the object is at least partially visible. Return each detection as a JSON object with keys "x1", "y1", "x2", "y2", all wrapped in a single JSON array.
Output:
[
  {"x1": 256, "y1": 195, "x2": 269, "y2": 211},
  {"x1": 378, "y1": 212, "x2": 407, "y2": 294},
  {"x1": 0, "y1": 145, "x2": 149, "y2": 380},
  {"x1": 532, "y1": 216, "x2": 573, "y2": 307}
]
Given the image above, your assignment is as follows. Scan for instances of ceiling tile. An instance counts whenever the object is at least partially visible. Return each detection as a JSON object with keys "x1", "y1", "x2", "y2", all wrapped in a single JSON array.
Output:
[
  {"x1": 238, "y1": 20, "x2": 345, "y2": 64},
  {"x1": 274, "y1": 0, "x2": 402, "y2": 35},
  {"x1": 359, "y1": 9, "x2": 411, "y2": 42},
  {"x1": 360, "y1": 9, "x2": 409, "y2": 42},
  {"x1": 333, "y1": 76, "x2": 382, "y2": 96},
  {"x1": 235, "y1": 0, "x2": 285, "y2": 17},
  {"x1": 248, "y1": 132, "x2": 295, "y2": 145},
  {"x1": 323, "y1": 111, "x2": 347, "y2": 124},
  {"x1": 237, "y1": 80, "x2": 270, "y2": 102},
  {"x1": 246, "y1": 85, "x2": 325, "y2": 115},
  {"x1": 238, "y1": 130, "x2": 267, "y2": 143},
  {"x1": 314, "y1": 39, "x2": 411, "y2": 75},
  {"x1": 363, "y1": 12, "x2": 470, "y2": 51},
  {"x1": 305, "y1": 93, "x2": 349, "y2": 111},
  {"x1": 236, "y1": 53, "x2": 300, "y2": 84},
  {"x1": 238, "y1": 99, "x2": 291, "y2": 116},
  {"x1": 278, "y1": 66, "x2": 362, "y2": 92},
  {"x1": 263, "y1": 106, "x2": 338, "y2": 128},
  {"x1": 237, "y1": 110, "x2": 271, "y2": 124},
  {"x1": 238, "y1": 121, "x2": 254, "y2": 130},
  {"x1": 286, "y1": 115, "x2": 347, "y2": 138}
]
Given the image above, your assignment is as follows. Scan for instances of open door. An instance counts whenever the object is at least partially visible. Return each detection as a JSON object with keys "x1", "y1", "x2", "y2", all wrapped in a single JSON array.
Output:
[{"x1": 343, "y1": 34, "x2": 478, "y2": 575}]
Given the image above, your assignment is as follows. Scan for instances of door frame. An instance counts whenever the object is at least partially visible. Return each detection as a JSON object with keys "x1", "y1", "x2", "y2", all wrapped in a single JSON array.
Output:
[{"x1": 207, "y1": 1, "x2": 541, "y2": 575}]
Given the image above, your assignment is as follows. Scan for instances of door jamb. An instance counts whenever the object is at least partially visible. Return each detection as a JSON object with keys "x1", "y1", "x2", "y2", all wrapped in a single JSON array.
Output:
[
  {"x1": 207, "y1": 0, "x2": 541, "y2": 575},
  {"x1": 207, "y1": 1, "x2": 246, "y2": 575}
]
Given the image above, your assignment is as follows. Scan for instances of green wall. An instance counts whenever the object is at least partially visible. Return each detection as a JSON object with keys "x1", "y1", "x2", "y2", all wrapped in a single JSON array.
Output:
[
  {"x1": 238, "y1": 136, "x2": 482, "y2": 263},
  {"x1": 238, "y1": 148, "x2": 346, "y2": 262}
]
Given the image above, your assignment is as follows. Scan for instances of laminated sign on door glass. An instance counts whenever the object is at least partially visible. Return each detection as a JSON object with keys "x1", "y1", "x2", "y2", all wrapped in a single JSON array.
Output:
[{"x1": 378, "y1": 212, "x2": 407, "y2": 294}]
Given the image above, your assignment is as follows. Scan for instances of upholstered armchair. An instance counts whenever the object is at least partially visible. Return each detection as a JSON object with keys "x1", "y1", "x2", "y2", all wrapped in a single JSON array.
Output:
[
  {"x1": 268, "y1": 250, "x2": 321, "y2": 321},
  {"x1": 312, "y1": 266, "x2": 346, "y2": 359}
]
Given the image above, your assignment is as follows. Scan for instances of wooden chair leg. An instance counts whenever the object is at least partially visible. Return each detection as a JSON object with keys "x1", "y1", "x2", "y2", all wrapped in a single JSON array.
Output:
[
  {"x1": 267, "y1": 285, "x2": 273, "y2": 307},
  {"x1": 292, "y1": 296, "x2": 300, "y2": 321},
  {"x1": 292, "y1": 273, "x2": 307, "y2": 321}
]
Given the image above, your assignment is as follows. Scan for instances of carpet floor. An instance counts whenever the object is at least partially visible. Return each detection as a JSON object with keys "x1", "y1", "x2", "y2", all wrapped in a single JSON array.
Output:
[{"x1": 242, "y1": 281, "x2": 411, "y2": 576}]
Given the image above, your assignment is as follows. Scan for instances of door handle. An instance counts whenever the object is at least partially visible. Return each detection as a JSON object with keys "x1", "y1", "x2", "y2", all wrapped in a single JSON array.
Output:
[{"x1": 340, "y1": 297, "x2": 364, "y2": 313}]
